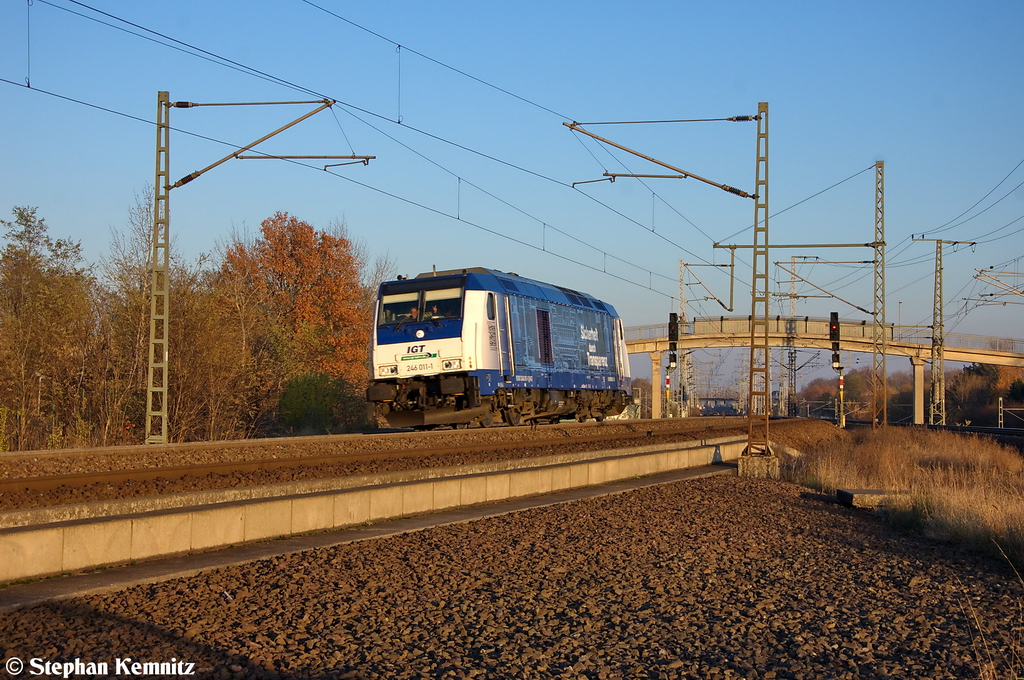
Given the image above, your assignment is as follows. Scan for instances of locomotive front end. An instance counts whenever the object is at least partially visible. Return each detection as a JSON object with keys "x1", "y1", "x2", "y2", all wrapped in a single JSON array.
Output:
[{"x1": 367, "y1": 273, "x2": 492, "y2": 428}]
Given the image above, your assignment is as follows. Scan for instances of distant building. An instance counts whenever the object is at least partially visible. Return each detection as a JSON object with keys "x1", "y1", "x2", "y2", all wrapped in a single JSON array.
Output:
[{"x1": 698, "y1": 396, "x2": 740, "y2": 416}]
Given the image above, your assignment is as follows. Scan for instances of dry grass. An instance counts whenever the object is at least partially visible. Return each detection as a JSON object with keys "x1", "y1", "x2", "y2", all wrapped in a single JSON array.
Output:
[{"x1": 784, "y1": 426, "x2": 1024, "y2": 569}]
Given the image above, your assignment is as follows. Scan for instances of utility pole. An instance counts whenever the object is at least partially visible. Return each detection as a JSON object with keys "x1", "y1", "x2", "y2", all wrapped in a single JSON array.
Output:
[
  {"x1": 147, "y1": 92, "x2": 171, "y2": 444},
  {"x1": 775, "y1": 255, "x2": 820, "y2": 416},
  {"x1": 676, "y1": 260, "x2": 732, "y2": 415},
  {"x1": 676, "y1": 264, "x2": 690, "y2": 416},
  {"x1": 146, "y1": 93, "x2": 373, "y2": 443},
  {"x1": 912, "y1": 236, "x2": 976, "y2": 426},
  {"x1": 871, "y1": 161, "x2": 887, "y2": 426},
  {"x1": 746, "y1": 102, "x2": 773, "y2": 459}
]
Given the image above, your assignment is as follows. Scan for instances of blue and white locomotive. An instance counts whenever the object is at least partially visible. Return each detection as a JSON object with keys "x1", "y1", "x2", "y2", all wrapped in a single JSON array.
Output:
[{"x1": 367, "y1": 267, "x2": 632, "y2": 428}]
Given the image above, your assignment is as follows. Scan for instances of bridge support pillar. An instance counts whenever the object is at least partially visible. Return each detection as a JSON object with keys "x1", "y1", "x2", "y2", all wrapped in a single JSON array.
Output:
[
  {"x1": 649, "y1": 352, "x2": 662, "y2": 418},
  {"x1": 910, "y1": 357, "x2": 926, "y2": 425}
]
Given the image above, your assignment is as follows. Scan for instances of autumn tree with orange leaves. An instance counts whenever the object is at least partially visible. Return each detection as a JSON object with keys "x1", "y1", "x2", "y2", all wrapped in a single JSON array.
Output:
[{"x1": 220, "y1": 212, "x2": 377, "y2": 432}]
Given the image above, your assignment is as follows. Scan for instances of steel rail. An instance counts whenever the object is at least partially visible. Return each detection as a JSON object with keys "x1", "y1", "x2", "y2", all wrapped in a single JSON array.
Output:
[{"x1": 0, "y1": 421, "x2": 751, "y2": 495}]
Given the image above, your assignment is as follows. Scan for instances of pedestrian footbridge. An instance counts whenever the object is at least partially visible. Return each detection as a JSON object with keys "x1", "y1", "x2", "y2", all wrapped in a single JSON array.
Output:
[{"x1": 625, "y1": 316, "x2": 1024, "y2": 424}]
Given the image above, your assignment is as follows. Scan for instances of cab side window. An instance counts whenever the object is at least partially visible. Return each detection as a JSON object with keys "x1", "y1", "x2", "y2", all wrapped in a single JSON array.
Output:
[{"x1": 487, "y1": 293, "x2": 496, "y2": 321}]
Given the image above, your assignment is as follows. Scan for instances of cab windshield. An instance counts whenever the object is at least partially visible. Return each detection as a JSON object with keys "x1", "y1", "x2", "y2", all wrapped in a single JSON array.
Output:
[{"x1": 378, "y1": 283, "x2": 464, "y2": 326}]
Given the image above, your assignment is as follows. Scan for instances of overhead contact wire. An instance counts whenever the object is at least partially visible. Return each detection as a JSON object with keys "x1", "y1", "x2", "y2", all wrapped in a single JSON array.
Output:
[
  {"x1": 297, "y1": 0, "x2": 571, "y2": 120},
  {"x1": 0, "y1": 76, "x2": 676, "y2": 297}
]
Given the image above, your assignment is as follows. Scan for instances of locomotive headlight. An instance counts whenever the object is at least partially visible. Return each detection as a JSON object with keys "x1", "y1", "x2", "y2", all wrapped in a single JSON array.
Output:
[
  {"x1": 378, "y1": 364, "x2": 399, "y2": 376},
  {"x1": 442, "y1": 359, "x2": 462, "y2": 371}
]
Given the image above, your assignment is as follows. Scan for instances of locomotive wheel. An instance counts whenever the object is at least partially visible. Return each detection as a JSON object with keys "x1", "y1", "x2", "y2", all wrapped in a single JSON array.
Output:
[{"x1": 502, "y1": 408, "x2": 523, "y2": 427}]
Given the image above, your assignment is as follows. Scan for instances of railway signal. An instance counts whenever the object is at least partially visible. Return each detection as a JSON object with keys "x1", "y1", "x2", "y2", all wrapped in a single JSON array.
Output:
[
  {"x1": 668, "y1": 312, "x2": 678, "y2": 369},
  {"x1": 829, "y1": 312, "x2": 841, "y2": 369}
]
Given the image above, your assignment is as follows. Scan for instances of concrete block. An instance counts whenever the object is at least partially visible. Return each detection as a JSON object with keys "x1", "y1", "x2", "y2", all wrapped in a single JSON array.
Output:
[
  {"x1": 568, "y1": 463, "x2": 590, "y2": 488},
  {"x1": 485, "y1": 473, "x2": 511, "y2": 502},
  {"x1": 130, "y1": 512, "x2": 192, "y2": 560},
  {"x1": 244, "y1": 499, "x2": 292, "y2": 542},
  {"x1": 738, "y1": 455, "x2": 780, "y2": 479},
  {"x1": 632, "y1": 454, "x2": 658, "y2": 477},
  {"x1": 590, "y1": 459, "x2": 619, "y2": 485},
  {"x1": 510, "y1": 468, "x2": 551, "y2": 498},
  {"x1": 721, "y1": 442, "x2": 744, "y2": 461},
  {"x1": 334, "y1": 489, "x2": 371, "y2": 527},
  {"x1": 432, "y1": 478, "x2": 462, "y2": 511},
  {"x1": 0, "y1": 526, "x2": 63, "y2": 582},
  {"x1": 549, "y1": 466, "x2": 572, "y2": 492},
  {"x1": 837, "y1": 489, "x2": 904, "y2": 509},
  {"x1": 402, "y1": 481, "x2": 436, "y2": 516},
  {"x1": 663, "y1": 449, "x2": 685, "y2": 470},
  {"x1": 191, "y1": 505, "x2": 245, "y2": 551},
  {"x1": 368, "y1": 485, "x2": 403, "y2": 521},
  {"x1": 290, "y1": 495, "x2": 334, "y2": 535},
  {"x1": 63, "y1": 519, "x2": 132, "y2": 572},
  {"x1": 460, "y1": 475, "x2": 489, "y2": 506}
]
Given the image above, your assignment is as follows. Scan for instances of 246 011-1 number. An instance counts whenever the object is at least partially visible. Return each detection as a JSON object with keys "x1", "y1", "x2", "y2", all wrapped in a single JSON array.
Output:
[{"x1": 405, "y1": 363, "x2": 434, "y2": 372}]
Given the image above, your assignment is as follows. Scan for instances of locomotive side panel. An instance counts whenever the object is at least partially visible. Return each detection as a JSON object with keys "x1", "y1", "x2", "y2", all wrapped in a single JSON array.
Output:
[{"x1": 506, "y1": 296, "x2": 622, "y2": 391}]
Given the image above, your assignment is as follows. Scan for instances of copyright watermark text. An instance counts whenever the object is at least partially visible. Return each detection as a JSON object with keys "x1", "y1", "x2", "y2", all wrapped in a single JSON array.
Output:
[{"x1": 4, "y1": 657, "x2": 196, "y2": 677}]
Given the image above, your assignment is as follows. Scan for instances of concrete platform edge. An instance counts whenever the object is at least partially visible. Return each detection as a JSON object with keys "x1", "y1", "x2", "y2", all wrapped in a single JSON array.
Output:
[
  {"x1": 0, "y1": 463, "x2": 735, "y2": 612},
  {"x1": 0, "y1": 436, "x2": 754, "y2": 588}
]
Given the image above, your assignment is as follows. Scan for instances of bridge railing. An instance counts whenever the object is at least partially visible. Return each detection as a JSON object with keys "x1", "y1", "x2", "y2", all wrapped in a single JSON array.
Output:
[
  {"x1": 626, "y1": 316, "x2": 1022, "y2": 354},
  {"x1": 626, "y1": 317, "x2": 889, "y2": 341}
]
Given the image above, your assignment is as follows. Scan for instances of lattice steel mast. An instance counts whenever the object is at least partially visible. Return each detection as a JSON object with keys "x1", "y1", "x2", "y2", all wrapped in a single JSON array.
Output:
[
  {"x1": 674, "y1": 261, "x2": 702, "y2": 416},
  {"x1": 912, "y1": 236, "x2": 976, "y2": 425},
  {"x1": 746, "y1": 102, "x2": 772, "y2": 455},
  {"x1": 871, "y1": 161, "x2": 887, "y2": 426},
  {"x1": 146, "y1": 92, "x2": 171, "y2": 444}
]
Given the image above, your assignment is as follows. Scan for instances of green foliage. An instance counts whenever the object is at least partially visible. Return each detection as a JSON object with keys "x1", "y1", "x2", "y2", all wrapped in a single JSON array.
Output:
[
  {"x1": 278, "y1": 373, "x2": 339, "y2": 434},
  {"x1": 1009, "y1": 379, "x2": 1024, "y2": 404},
  {"x1": 278, "y1": 373, "x2": 369, "y2": 434},
  {"x1": 964, "y1": 362, "x2": 1000, "y2": 384}
]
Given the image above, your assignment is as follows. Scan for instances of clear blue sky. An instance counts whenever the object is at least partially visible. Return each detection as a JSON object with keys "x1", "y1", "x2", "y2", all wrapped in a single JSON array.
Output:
[{"x1": 2, "y1": 0, "x2": 1022, "y2": 386}]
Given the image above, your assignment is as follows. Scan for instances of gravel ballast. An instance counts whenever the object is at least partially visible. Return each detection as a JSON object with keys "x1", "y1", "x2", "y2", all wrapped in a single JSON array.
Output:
[
  {"x1": 0, "y1": 418, "x2": 845, "y2": 512},
  {"x1": 1, "y1": 474, "x2": 1020, "y2": 679}
]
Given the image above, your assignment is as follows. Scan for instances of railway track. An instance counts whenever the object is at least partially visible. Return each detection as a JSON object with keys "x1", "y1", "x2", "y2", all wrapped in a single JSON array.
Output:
[
  {"x1": 1, "y1": 417, "x2": 824, "y2": 512},
  {"x1": 0, "y1": 423, "x2": 725, "y2": 494}
]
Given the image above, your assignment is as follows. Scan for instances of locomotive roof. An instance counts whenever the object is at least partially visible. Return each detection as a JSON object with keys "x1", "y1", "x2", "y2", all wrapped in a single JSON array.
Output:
[{"x1": 398, "y1": 267, "x2": 618, "y2": 316}]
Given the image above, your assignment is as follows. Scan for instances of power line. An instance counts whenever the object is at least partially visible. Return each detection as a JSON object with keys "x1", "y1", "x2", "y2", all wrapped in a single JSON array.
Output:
[
  {"x1": 716, "y1": 164, "x2": 876, "y2": 244},
  {"x1": 0, "y1": 77, "x2": 676, "y2": 298},
  {"x1": 25, "y1": 0, "x2": 688, "y2": 290},
  {"x1": 297, "y1": 0, "x2": 571, "y2": 120},
  {"x1": 928, "y1": 155, "x2": 1024, "y2": 234},
  {"x1": 45, "y1": 0, "x2": 726, "y2": 274},
  {"x1": 42, "y1": 0, "x2": 327, "y2": 99}
]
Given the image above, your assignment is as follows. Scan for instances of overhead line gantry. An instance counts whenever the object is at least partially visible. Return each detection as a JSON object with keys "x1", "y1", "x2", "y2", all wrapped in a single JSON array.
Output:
[
  {"x1": 566, "y1": 105, "x2": 777, "y2": 470},
  {"x1": 147, "y1": 92, "x2": 374, "y2": 444}
]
